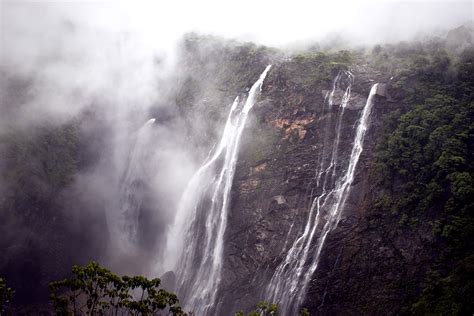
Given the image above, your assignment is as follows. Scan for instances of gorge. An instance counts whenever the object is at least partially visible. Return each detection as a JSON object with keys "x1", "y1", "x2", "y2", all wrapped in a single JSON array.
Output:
[{"x1": 1, "y1": 3, "x2": 473, "y2": 315}]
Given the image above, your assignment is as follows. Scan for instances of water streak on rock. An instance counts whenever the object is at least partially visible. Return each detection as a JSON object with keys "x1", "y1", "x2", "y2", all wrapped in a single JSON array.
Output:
[{"x1": 265, "y1": 73, "x2": 378, "y2": 315}]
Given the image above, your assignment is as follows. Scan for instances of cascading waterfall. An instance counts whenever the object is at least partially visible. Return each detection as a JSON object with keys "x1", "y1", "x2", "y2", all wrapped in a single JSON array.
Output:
[
  {"x1": 265, "y1": 72, "x2": 379, "y2": 315},
  {"x1": 163, "y1": 66, "x2": 271, "y2": 314},
  {"x1": 321, "y1": 71, "x2": 353, "y2": 185},
  {"x1": 115, "y1": 118, "x2": 156, "y2": 248}
]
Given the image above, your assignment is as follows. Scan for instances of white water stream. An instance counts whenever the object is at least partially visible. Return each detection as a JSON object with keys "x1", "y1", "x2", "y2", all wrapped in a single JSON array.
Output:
[
  {"x1": 114, "y1": 118, "x2": 156, "y2": 250},
  {"x1": 265, "y1": 73, "x2": 378, "y2": 315},
  {"x1": 163, "y1": 66, "x2": 271, "y2": 314}
]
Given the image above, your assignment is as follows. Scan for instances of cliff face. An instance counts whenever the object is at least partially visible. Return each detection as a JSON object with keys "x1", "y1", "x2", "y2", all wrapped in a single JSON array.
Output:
[
  {"x1": 166, "y1": 40, "x2": 395, "y2": 313},
  {"x1": 1, "y1": 30, "x2": 472, "y2": 314},
  {"x1": 175, "y1": 34, "x2": 473, "y2": 315},
  {"x1": 219, "y1": 59, "x2": 394, "y2": 314}
]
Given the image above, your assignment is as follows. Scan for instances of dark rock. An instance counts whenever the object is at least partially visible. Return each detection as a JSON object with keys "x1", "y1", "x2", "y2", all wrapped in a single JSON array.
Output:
[{"x1": 375, "y1": 83, "x2": 388, "y2": 97}]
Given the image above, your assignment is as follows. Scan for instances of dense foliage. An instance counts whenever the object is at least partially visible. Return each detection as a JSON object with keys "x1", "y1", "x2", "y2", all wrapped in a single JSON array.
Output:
[
  {"x1": 234, "y1": 301, "x2": 278, "y2": 316},
  {"x1": 234, "y1": 301, "x2": 309, "y2": 316},
  {"x1": 373, "y1": 41, "x2": 474, "y2": 313},
  {"x1": 0, "y1": 123, "x2": 84, "y2": 303},
  {"x1": 49, "y1": 262, "x2": 184, "y2": 315},
  {"x1": 0, "y1": 278, "x2": 14, "y2": 314}
]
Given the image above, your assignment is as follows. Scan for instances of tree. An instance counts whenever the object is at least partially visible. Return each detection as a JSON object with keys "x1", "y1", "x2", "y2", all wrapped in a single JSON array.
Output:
[
  {"x1": 234, "y1": 301, "x2": 310, "y2": 316},
  {"x1": 49, "y1": 262, "x2": 184, "y2": 315},
  {"x1": 234, "y1": 301, "x2": 278, "y2": 316},
  {"x1": 0, "y1": 278, "x2": 14, "y2": 314}
]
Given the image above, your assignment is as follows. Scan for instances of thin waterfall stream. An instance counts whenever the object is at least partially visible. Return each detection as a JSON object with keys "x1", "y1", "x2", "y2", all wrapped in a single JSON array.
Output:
[
  {"x1": 113, "y1": 118, "x2": 156, "y2": 251},
  {"x1": 265, "y1": 73, "x2": 379, "y2": 315}
]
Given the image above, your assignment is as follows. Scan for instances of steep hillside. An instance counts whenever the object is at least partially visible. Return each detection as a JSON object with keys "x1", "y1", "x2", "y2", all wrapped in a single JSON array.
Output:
[
  {"x1": 221, "y1": 35, "x2": 472, "y2": 314},
  {"x1": 1, "y1": 27, "x2": 473, "y2": 315},
  {"x1": 172, "y1": 31, "x2": 473, "y2": 314}
]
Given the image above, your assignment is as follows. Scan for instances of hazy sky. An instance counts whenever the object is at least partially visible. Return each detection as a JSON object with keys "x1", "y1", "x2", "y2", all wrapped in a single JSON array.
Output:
[
  {"x1": 2, "y1": 0, "x2": 473, "y2": 50},
  {"x1": 1, "y1": 0, "x2": 472, "y2": 129},
  {"x1": 116, "y1": 0, "x2": 473, "y2": 45}
]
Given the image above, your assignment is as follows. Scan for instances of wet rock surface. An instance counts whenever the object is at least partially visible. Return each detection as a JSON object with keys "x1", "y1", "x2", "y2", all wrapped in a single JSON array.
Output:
[{"x1": 214, "y1": 57, "x2": 400, "y2": 314}]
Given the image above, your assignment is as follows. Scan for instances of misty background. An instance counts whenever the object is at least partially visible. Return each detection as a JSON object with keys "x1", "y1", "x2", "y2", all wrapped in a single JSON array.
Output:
[{"x1": 0, "y1": 0, "x2": 472, "y2": 305}]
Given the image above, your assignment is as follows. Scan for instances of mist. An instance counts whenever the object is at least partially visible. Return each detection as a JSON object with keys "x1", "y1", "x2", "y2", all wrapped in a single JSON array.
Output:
[
  {"x1": 0, "y1": 0, "x2": 472, "y2": 308},
  {"x1": 2, "y1": 0, "x2": 472, "y2": 130},
  {"x1": 1, "y1": 0, "x2": 471, "y2": 129}
]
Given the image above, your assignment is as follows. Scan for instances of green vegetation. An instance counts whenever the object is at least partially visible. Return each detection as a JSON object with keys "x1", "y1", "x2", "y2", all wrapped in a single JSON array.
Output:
[
  {"x1": 411, "y1": 255, "x2": 474, "y2": 315},
  {"x1": 293, "y1": 49, "x2": 354, "y2": 67},
  {"x1": 235, "y1": 301, "x2": 278, "y2": 316},
  {"x1": 372, "y1": 42, "x2": 474, "y2": 312},
  {"x1": 0, "y1": 278, "x2": 14, "y2": 314},
  {"x1": 286, "y1": 49, "x2": 358, "y2": 88},
  {"x1": 377, "y1": 95, "x2": 473, "y2": 224},
  {"x1": 49, "y1": 262, "x2": 184, "y2": 315},
  {"x1": 0, "y1": 123, "x2": 85, "y2": 306},
  {"x1": 1, "y1": 29, "x2": 473, "y2": 316},
  {"x1": 178, "y1": 32, "x2": 474, "y2": 314},
  {"x1": 3, "y1": 265, "x2": 310, "y2": 316},
  {"x1": 234, "y1": 301, "x2": 309, "y2": 316},
  {"x1": 370, "y1": 40, "x2": 474, "y2": 105},
  {"x1": 180, "y1": 33, "x2": 278, "y2": 95},
  {"x1": 2, "y1": 264, "x2": 298, "y2": 316},
  {"x1": 0, "y1": 123, "x2": 79, "y2": 202},
  {"x1": 176, "y1": 33, "x2": 279, "y2": 149}
]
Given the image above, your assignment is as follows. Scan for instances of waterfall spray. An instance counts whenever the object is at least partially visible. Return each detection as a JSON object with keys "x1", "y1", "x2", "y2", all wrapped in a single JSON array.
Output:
[
  {"x1": 163, "y1": 66, "x2": 271, "y2": 314},
  {"x1": 265, "y1": 75, "x2": 379, "y2": 315},
  {"x1": 111, "y1": 118, "x2": 156, "y2": 251}
]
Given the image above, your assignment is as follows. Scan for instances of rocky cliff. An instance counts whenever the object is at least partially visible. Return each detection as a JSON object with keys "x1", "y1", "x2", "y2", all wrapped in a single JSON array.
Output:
[
  {"x1": 1, "y1": 28, "x2": 472, "y2": 314},
  {"x1": 219, "y1": 55, "x2": 394, "y2": 315},
  {"x1": 174, "y1": 32, "x2": 473, "y2": 315}
]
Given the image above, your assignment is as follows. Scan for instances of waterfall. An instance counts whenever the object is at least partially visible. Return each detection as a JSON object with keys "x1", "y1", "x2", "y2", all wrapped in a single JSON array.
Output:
[
  {"x1": 115, "y1": 118, "x2": 156, "y2": 249},
  {"x1": 163, "y1": 65, "x2": 271, "y2": 314},
  {"x1": 265, "y1": 73, "x2": 378, "y2": 315}
]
